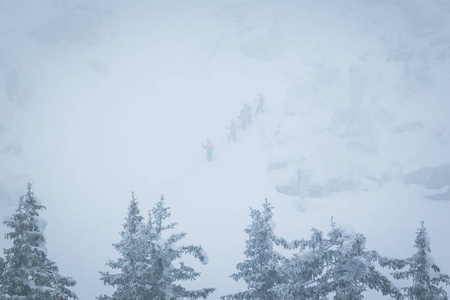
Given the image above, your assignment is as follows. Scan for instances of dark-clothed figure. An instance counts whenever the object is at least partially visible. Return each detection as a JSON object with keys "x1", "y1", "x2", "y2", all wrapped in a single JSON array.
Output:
[
  {"x1": 255, "y1": 92, "x2": 265, "y2": 116},
  {"x1": 227, "y1": 120, "x2": 238, "y2": 143},
  {"x1": 239, "y1": 103, "x2": 252, "y2": 130}
]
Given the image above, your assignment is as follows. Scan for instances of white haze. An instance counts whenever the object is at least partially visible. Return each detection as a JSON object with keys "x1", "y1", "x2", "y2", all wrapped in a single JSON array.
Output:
[{"x1": 1, "y1": 0, "x2": 450, "y2": 299}]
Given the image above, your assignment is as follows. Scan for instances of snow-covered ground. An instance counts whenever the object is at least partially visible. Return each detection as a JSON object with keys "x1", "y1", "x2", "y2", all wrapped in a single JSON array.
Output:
[{"x1": 1, "y1": 1, "x2": 450, "y2": 299}]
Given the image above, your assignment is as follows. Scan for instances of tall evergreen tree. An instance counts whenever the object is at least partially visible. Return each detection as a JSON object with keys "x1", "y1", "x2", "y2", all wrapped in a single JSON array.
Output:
[
  {"x1": 320, "y1": 222, "x2": 401, "y2": 300},
  {"x1": 274, "y1": 221, "x2": 401, "y2": 300},
  {"x1": 99, "y1": 192, "x2": 147, "y2": 300},
  {"x1": 272, "y1": 229, "x2": 328, "y2": 299},
  {"x1": 222, "y1": 199, "x2": 288, "y2": 300},
  {"x1": 0, "y1": 257, "x2": 4, "y2": 294},
  {"x1": 0, "y1": 183, "x2": 78, "y2": 299},
  {"x1": 140, "y1": 195, "x2": 215, "y2": 300},
  {"x1": 382, "y1": 222, "x2": 450, "y2": 300},
  {"x1": 99, "y1": 194, "x2": 215, "y2": 300}
]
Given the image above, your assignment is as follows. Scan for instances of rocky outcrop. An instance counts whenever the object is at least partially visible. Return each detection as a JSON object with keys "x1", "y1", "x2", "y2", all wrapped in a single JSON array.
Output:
[{"x1": 404, "y1": 164, "x2": 450, "y2": 189}]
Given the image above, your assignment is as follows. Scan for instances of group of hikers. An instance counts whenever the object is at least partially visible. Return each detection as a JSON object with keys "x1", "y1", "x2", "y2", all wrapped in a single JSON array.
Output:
[{"x1": 202, "y1": 93, "x2": 266, "y2": 162}]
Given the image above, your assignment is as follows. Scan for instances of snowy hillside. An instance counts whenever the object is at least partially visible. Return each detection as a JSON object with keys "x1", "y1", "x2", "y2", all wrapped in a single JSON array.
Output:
[{"x1": 1, "y1": 1, "x2": 450, "y2": 299}]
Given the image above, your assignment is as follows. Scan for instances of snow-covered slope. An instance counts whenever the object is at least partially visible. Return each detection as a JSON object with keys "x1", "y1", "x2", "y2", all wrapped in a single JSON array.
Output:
[{"x1": 1, "y1": 1, "x2": 450, "y2": 299}]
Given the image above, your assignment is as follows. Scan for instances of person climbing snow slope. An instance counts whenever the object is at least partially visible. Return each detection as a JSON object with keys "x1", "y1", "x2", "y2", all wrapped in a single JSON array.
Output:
[
  {"x1": 255, "y1": 92, "x2": 265, "y2": 116},
  {"x1": 238, "y1": 103, "x2": 252, "y2": 130},
  {"x1": 202, "y1": 139, "x2": 215, "y2": 161},
  {"x1": 226, "y1": 119, "x2": 238, "y2": 143}
]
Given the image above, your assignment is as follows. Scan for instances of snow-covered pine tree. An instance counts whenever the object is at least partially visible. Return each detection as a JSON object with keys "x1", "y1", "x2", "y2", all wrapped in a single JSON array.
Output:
[
  {"x1": 0, "y1": 183, "x2": 78, "y2": 299},
  {"x1": 0, "y1": 257, "x2": 4, "y2": 295},
  {"x1": 222, "y1": 199, "x2": 288, "y2": 300},
  {"x1": 384, "y1": 222, "x2": 450, "y2": 300},
  {"x1": 98, "y1": 192, "x2": 147, "y2": 300},
  {"x1": 272, "y1": 228, "x2": 328, "y2": 299},
  {"x1": 139, "y1": 195, "x2": 215, "y2": 300},
  {"x1": 274, "y1": 220, "x2": 401, "y2": 300},
  {"x1": 320, "y1": 221, "x2": 401, "y2": 300}
]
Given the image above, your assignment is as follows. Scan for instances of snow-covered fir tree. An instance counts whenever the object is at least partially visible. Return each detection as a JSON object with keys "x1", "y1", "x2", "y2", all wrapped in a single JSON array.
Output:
[
  {"x1": 272, "y1": 228, "x2": 329, "y2": 299},
  {"x1": 381, "y1": 222, "x2": 450, "y2": 300},
  {"x1": 98, "y1": 192, "x2": 147, "y2": 300},
  {"x1": 320, "y1": 221, "x2": 401, "y2": 300},
  {"x1": 139, "y1": 195, "x2": 215, "y2": 300},
  {"x1": 99, "y1": 194, "x2": 215, "y2": 300},
  {"x1": 222, "y1": 199, "x2": 288, "y2": 300},
  {"x1": 0, "y1": 183, "x2": 78, "y2": 300},
  {"x1": 0, "y1": 257, "x2": 4, "y2": 294},
  {"x1": 274, "y1": 220, "x2": 401, "y2": 300}
]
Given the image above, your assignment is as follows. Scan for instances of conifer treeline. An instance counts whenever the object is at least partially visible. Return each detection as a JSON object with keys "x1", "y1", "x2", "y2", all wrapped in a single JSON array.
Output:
[
  {"x1": 222, "y1": 200, "x2": 450, "y2": 300},
  {"x1": 0, "y1": 185, "x2": 449, "y2": 299}
]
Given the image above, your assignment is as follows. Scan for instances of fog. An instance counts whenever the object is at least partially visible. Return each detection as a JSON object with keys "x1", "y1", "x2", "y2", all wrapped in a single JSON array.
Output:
[{"x1": 1, "y1": 1, "x2": 450, "y2": 299}]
